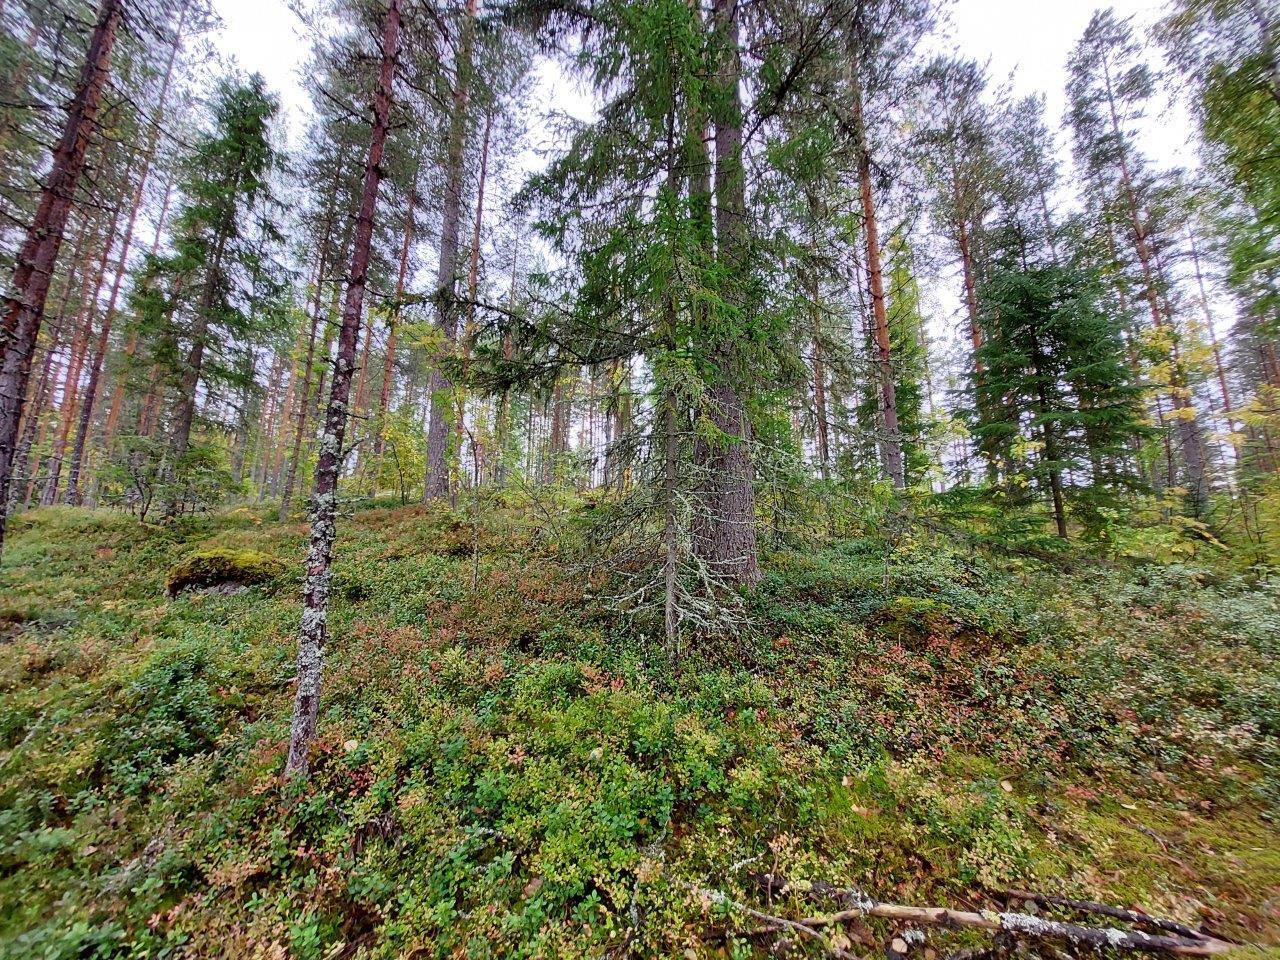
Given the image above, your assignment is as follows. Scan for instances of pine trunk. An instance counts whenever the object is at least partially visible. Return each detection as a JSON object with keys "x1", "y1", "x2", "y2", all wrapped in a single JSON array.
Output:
[
  {"x1": 280, "y1": 247, "x2": 333, "y2": 520},
  {"x1": 1101, "y1": 57, "x2": 1209, "y2": 510},
  {"x1": 853, "y1": 79, "x2": 905, "y2": 489},
  {"x1": 0, "y1": 0, "x2": 122, "y2": 555},
  {"x1": 66, "y1": 11, "x2": 185, "y2": 505},
  {"x1": 372, "y1": 192, "x2": 416, "y2": 466},
  {"x1": 702, "y1": 0, "x2": 760, "y2": 586},
  {"x1": 41, "y1": 216, "x2": 115, "y2": 505},
  {"x1": 424, "y1": 0, "x2": 479, "y2": 502},
  {"x1": 286, "y1": 0, "x2": 401, "y2": 779}
]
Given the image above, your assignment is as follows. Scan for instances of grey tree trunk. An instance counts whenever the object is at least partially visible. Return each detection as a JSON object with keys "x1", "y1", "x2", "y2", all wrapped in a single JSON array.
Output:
[
  {"x1": 701, "y1": 0, "x2": 760, "y2": 587},
  {"x1": 424, "y1": 0, "x2": 479, "y2": 502},
  {"x1": 286, "y1": 0, "x2": 401, "y2": 779}
]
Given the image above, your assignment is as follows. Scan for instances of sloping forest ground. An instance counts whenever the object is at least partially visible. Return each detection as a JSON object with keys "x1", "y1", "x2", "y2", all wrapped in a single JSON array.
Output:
[{"x1": 0, "y1": 500, "x2": 1277, "y2": 959}]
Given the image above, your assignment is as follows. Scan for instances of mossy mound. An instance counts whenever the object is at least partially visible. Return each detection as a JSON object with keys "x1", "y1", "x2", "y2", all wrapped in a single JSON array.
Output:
[{"x1": 165, "y1": 548, "x2": 287, "y2": 597}]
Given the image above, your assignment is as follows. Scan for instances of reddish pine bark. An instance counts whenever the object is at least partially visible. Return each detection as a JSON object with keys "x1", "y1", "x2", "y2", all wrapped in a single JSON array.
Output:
[
  {"x1": 286, "y1": 0, "x2": 401, "y2": 779},
  {"x1": 0, "y1": 0, "x2": 122, "y2": 556},
  {"x1": 65, "y1": 6, "x2": 186, "y2": 505},
  {"x1": 41, "y1": 205, "x2": 120, "y2": 505},
  {"x1": 8, "y1": 212, "x2": 91, "y2": 510},
  {"x1": 852, "y1": 77, "x2": 904, "y2": 490}
]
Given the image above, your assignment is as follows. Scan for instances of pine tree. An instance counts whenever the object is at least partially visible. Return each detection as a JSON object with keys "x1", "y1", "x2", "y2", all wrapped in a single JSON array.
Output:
[
  {"x1": 1068, "y1": 8, "x2": 1212, "y2": 512},
  {"x1": 0, "y1": 0, "x2": 123, "y2": 557},
  {"x1": 286, "y1": 0, "x2": 402, "y2": 779}
]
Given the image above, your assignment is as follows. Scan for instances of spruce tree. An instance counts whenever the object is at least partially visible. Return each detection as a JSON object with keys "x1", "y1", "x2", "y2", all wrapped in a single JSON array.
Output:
[
  {"x1": 121, "y1": 75, "x2": 283, "y2": 516},
  {"x1": 970, "y1": 261, "x2": 1148, "y2": 539}
]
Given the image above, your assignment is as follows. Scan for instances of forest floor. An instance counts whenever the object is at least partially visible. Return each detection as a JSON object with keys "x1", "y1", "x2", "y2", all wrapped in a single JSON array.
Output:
[{"x1": 0, "y1": 499, "x2": 1278, "y2": 959}]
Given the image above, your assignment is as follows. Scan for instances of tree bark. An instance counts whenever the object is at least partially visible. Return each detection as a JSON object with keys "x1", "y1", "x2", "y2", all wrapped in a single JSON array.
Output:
[
  {"x1": 163, "y1": 220, "x2": 233, "y2": 516},
  {"x1": 372, "y1": 189, "x2": 416, "y2": 469},
  {"x1": 1187, "y1": 227, "x2": 1238, "y2": 440},
  {"x1": 852, "y1": 76, "x2": 905, "y2": 489},
  {"x1": 100, "y1": 173, "x2": 175, "y2": 462},
  {"x1": 807, "y1": 252, "x2": 830, "y2": 480},
  {"x1": 1100, "y1": 55, "x2": 1209, "y2": 510},
  {"x1": 42, "y1": 204, "x2": 119, "y2": 505},
  {"x1": 424, "y1": 0, "x2": 480, "y2": 502},
  {"x1": 9, "y1": 212, "x2": 91, "y2": 512},
  {"x1": 279, "y1": 214, "x2": 338, "y2": 520},
  {"x1": 286, "y1": 0, "x2": 401, "y2": 779},
  {"x1": 1032, "y1": 347, "x2": 1069, "y2": 539},
  {"x1": 67, "y1": 8, "x2": 186, "y2": 505},
  {"x1": 0, "y1": 0, "x2": 122, "y2": 556},
  {"x1": 701, "y1": 0, "x2": 760, "y2": 586},
  {"x1": 453, "y1": 109, "x2": 493, "y2": 489}
]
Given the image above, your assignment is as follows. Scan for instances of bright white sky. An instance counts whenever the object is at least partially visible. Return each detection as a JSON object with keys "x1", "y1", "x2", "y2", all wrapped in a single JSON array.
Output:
[
  {"x1": 208, "y1": 0, "x2": 1194, "y2": 173},
  {"x1": 207, "y1": 0, "x2": 1203, "y2": 366},
  {"x1": 207, "y1": 0, "x2": 1208, "y2": 350}
]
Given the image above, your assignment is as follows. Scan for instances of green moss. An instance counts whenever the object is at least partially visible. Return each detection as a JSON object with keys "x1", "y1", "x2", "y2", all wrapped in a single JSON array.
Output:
[
  {"x1": 165, "y1": 547, "x2": 287, "y2": 596},
  {"x1": 3, "y1": 504, "x2": 1279, "y2": 955}
]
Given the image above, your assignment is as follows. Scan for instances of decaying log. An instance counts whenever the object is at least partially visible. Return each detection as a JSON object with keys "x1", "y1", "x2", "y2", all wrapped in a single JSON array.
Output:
[
  {"x1": 733, "y1": 873, "x2": 1236, "y2": 956},
  {"x1": 999, "y1": 889, "x2": 1215, "y2": 942}
]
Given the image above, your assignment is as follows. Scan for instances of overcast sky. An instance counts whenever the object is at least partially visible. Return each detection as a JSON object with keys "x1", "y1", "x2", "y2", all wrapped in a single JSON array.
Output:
[
  {"x1": 206, "y1": 0, "x2": 1203, "y2": 349},
  {"x1": 208, "y1": 0, "x2": 1193, "y2": 171}
]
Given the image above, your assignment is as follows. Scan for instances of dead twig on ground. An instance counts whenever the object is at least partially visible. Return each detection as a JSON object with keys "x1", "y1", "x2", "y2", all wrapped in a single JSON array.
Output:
[{"x1": 678, "y1": 880, "x2": 862, "y2": 959}]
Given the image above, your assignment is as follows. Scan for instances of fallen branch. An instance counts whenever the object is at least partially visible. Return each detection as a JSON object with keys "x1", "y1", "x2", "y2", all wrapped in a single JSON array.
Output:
[
  {"x1": 678, "y1": 880, "x2": 861, "y2": 959},
  {"x1": 999, "y1": 889, "x2": 1215, "y2": 942},
  {"x1": 746, "y1": 874, "x2": 1235, "y2": 956}
]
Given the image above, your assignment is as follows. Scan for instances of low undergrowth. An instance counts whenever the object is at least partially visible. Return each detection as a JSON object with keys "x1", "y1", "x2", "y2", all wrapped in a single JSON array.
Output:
[{"x1": 0, "y1": 502, "x2": 1276, "y2": 958}]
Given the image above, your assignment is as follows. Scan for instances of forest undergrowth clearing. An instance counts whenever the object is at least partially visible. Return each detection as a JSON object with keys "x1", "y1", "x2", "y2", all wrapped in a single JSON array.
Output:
[{"x1": 0, "y1": 501, "x2": 1276, "y2": 958}]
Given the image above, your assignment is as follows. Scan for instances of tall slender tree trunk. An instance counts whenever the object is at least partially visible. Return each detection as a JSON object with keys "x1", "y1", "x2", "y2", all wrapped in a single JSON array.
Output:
[
  {"x1": 8, "y1": 212, "x2": 90, "y2": 512},
  {"x1": 807, "y1": 256, "x2": 830, "y2": 479},
  {"x1": 42, "y1": 208, "x2": 118, "y2": 505},
  {"x1": 453, "y1": 109, "x2": 493, "y2": 489},
  {"x1": 286, "y1": 0, "x2": 401, "y2": 779},
  {"x1": 100, "y1": 173, "x2": 175, "y2": 462},
  {"x1": 256, "y1": 347, "x2": 288, "y2": 498},
  {"x1": 424, "y1": 0, "x2": 480, "y2": 502},
  {"x1": 852, "y1": 76, "x2": 905, "y2": 489},
  {"x1": 956, "y1": 217, "x2": 981, "y2": 354},
  {"x1": 280, "y1": 237, "x2": 336, "y2": 520},
  {"x1": 1101, "y1": 56, "x2": 1209, "y2": 510},
  {"x1": 494, "y1": 232, "x2": 522, "y2": 485},
  {"x1": 699, "y1": 0, "x2": 760, "y2": 587},
  {"x1": 373, "y1": 191, "x2": 416, "y2": 469},
  {"x1": 164, "y1": 223, "x2": 232, "y2": 510},
  {"x1": 1187, "y1": 227, "x2": 1238, "y2": 440},
  {"x1": 67, "y1": 8, "x2": 186, "y2": 505},
  {"x1": 1032, "y1": 349, "x2": 1068, "y2": 539},
  {"x1": 0, "y1": 0, "x2": 122, "y2": 556}
]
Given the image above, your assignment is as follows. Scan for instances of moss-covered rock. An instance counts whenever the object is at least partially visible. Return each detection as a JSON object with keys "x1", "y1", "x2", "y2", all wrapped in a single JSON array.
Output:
[{"x1": 165, "y1": 548, "x2": 287, "y2": 597}]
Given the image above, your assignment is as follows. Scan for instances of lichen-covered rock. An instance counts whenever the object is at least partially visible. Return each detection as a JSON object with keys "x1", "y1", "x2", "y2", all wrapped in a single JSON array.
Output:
[{"x1": 165, "y1": 548, "x2": 287, "y2": 597}]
